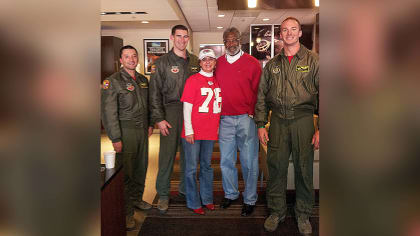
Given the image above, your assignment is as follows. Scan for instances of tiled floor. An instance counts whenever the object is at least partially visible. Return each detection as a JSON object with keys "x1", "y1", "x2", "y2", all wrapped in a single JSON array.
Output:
[{"x1": 101, "y1": 130, "x2": 160, "y2": 235}]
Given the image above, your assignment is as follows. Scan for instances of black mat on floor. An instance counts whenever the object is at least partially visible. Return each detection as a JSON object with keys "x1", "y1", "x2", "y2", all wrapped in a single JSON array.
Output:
[
  {"x1": 138, "y1": 217, "x2": 319, "y2": 236},
  {"x1": 139, "y1": 145, "x2": 319, "y2": 235}
]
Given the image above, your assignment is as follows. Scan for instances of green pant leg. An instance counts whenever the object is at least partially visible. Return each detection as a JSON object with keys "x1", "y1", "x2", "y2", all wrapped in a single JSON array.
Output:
[
  {"x1": 290, "y1": 115, "x2": 315, "y2": 218},
  {"x1": 266, "y1": 116, "x2": 292, "y2": 216},
  {"x1": 155, "y1": 105, "x2": 185, "y2": 199},
  {"x1": 119, "y1": 127, "x2": 137, "y2": 216},
  {"x1": 130, "y1": 127, "x2": 148, "y2": 202}
]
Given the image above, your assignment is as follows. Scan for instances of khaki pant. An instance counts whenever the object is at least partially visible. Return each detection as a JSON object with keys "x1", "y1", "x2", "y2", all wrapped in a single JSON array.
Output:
[{"x1": 266, "y1": 114, "x2": 315, "y2": 218}]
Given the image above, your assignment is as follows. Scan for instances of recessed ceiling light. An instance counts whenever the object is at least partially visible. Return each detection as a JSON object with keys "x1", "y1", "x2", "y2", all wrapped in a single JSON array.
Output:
[
  {"x1": 218, "y1": 14, "x2": 225, "y2": 17},
  {"x1": 115, "y1": 12, "x2": 121, "y2": 15},
  {"x1": 248, "y1": 0, "x2": 257, "y2": 8},
  {"x1": 141, "y1": 21, "x2": 149, "y2": 24},
  {"x1": 131, "y1": 12, "x2": 136, "y2": 14},
  {"x1": 217, "y1": 26, "x2": 223, "y2": 29},
  {"x1": 101, "y1": 12, "x2": 106, "y2": 15},
  {"x1": 263, "y1": 18, "x2": 270, "y2": 21}
]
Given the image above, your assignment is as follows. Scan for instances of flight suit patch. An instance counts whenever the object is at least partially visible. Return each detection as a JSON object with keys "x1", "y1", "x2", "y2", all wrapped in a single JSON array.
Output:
[
  {"x1": 102, "y1": 80, "x2": 110, "y2": 90},
  {"x1": 151, "y1": 64, "x2": 156, "y2": 74},
  {"x1": 140, "y1": 82, "x2": 148, "y2": 88},
  {"x1": 126, "y1": 83, "x2": 135, "y2": 91},
  {"x1": 191, "y1": 66, "x2": 199, "y2": 73},
  {"x1": 272, "y1": 66, "x2": 281, "y2": 74},
  {"x1": 296, "y1": 65, "x2": 309, "y2": 72},
  {"x1": 171, "y1": 66, "x2": 179, "y2": 73}
]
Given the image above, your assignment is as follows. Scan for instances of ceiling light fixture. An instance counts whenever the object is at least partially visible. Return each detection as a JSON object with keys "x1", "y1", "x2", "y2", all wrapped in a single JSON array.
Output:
[
  {"x1": 218, "y1": 14, "x2": 225, "y2": 17},
  {"x1": 263, "y1": 18, "x2": 269, "y2": 21},
  {"x1": 100, "y1": 12, "x2": 106, "y2": 15},
  {"x1": 217, "y1": 26, "x2": 223, "y2": 29},
  {"x1": 315, "y1": 0, "x2": 319, "y2": 7},
  {"x1": 248, "y1": 0, "x2": 257, "y2": 8},
  {"x1": 141, "y1": 21, "x2": 149, "y2": 23}
]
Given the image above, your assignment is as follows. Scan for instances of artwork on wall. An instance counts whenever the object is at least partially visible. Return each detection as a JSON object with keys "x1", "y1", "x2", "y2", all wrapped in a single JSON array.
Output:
[
  {"x1": 250, "y1": 24, "x2": 274, "y2": 68},
  {"x1": 143, "y1": 39, "x2": 169, "y2": 74},
  {"x1": 250, "y1": 23, "x2": 314, "y2": 67},
  {"x1": 199, "y1": 44, "x2": 225, "y2": 58}
]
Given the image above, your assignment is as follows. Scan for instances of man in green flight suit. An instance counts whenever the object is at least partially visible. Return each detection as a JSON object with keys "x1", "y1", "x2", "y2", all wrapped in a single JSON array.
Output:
[
  {"x1": 101, "y1": 45, "x2": 153, "y2": 230},
  {"x1": 254, "y1": 17, "x2": 319, "y2": 234},
  {"x1": 149, "y1": 25, "x2": 200, "y2": 213}
]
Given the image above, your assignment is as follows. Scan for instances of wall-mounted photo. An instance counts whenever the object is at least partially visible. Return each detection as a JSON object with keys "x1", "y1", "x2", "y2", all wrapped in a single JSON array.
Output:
[
  {"x1": 199, "y1": 44, "x2": 225, "y2": 58},
  {"x1": 144, "y1": 39, "x2": 169, "y2": 75}
]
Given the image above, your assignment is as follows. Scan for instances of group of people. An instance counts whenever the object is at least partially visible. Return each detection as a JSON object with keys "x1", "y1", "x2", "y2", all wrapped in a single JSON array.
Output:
[{"x1": 101, "y1": 17, "x2": 319, "y2": 235}]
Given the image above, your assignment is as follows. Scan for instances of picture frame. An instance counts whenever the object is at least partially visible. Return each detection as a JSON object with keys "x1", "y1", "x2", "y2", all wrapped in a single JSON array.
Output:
[{"x1": 143, "y1": 39, "x2": 169, "y2": 75}]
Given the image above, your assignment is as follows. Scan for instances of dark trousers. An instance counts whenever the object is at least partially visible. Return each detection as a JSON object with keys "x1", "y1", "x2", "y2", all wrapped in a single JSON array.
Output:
[
  {"x1": 266, "y1": 114, "x2": 315, "y2": 218},
  {"x1": 117, "y1": 121, "x2": 149, "y2": 216},
  {"x1": 155, "y1": 105, "x2": 185, "y2": 200}
]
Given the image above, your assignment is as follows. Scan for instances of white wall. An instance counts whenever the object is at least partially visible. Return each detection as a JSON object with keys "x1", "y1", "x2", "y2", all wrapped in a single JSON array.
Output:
[{"x1": 192, "y1": 31, "x2": 224, "y2": 56}]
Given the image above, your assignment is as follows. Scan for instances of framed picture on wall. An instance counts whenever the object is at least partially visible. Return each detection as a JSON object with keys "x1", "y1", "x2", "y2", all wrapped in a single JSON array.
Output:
[
  {"x1": 143, "y1": 39, "x2": 169, "y2": 75},
  {"x1": 199, "y1": 44, "x2": 225, "y2": 58}
]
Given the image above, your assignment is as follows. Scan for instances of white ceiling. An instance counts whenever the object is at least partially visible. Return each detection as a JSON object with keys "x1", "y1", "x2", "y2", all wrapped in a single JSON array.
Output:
[{"x1": 101, "y1": 0, "x2": 319, "y2": 32}]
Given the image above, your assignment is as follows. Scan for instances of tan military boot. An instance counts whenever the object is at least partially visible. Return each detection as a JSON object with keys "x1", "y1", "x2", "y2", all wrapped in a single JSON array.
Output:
[{"x1": 157, "y1": 198, "x2": 169, "y2": 213}]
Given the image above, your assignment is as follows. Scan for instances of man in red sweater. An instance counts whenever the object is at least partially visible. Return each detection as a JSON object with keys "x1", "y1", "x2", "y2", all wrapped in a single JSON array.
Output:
[{"x1": 215, "y1": 27, "x2": 262, "y2": 216}]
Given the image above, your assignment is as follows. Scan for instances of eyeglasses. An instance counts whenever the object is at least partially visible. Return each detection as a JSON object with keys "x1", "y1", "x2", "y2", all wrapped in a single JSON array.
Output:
[{"x1": 223, "y1": 39, "x2": 240, "y2": 44}]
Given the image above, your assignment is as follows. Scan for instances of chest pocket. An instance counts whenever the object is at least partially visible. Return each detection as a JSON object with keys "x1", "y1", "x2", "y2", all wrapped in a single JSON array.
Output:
[
  {"x1": 298, "y1": 72, "x2": 317, "y2": 95},
  {"x1": 163, "y1": 66, "x2": 182, "y2": 92},
  {"x1": 118, "y1": 90, "x2": 135, "y2": 110}
]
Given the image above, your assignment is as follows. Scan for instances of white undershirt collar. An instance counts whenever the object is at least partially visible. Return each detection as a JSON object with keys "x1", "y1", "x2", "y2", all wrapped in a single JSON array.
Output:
[
  {"x1": 199, "y1": 70, "x2": 213, "y2": 77},
  {"x1": 226, "y1": 50, "x2": 243, "y2": 64}
]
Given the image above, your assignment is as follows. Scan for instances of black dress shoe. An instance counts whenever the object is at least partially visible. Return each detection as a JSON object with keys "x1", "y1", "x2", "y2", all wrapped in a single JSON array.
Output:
[
  {"x1": 220, "y1": 197, "x2": 237, "y2": 209},
  {"x1": 241, "y1": 204, "x2": 255, "y2": 216}
]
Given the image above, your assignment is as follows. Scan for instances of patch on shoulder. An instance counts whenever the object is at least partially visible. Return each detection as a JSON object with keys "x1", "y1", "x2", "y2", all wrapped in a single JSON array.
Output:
[{"x1": 102, "y1": 79, "x2": 110, "y2": 90}]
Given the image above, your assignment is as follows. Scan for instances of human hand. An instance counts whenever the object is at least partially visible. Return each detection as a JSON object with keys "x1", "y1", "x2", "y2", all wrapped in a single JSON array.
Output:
[
  {"x1": 312, "y1": 130, "x2": 319, "y2": 150},
  {"x1": 185, "y1": 134, "x2": 194, "y2": 144},
  {"x1": 112, "y1": 141, "x2": 123, "y2": 153},
  {"x1": 258, "y1": 128, "x2": 269, "y2": 146},
  {"x1": 157, "y1": 120, "x2": 172, "y2": 136}
]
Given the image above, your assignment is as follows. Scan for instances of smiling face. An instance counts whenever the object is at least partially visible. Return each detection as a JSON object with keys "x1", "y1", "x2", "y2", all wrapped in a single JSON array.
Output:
[
  {"x1": 280, "y1": 19, "x2": 302, "y2": 47},
  {"x1": 119, "y1": 49, "x2": 138, "y2": 71},
  {"x1": 170, "y1": 29, "x2": 189, "y2": 52},
  {"x1": 199, "y1": 57, "x2": 216, "y2": 73},
  {"x1": 224, "y1": 32, "x2": 241, "y2": 56}
]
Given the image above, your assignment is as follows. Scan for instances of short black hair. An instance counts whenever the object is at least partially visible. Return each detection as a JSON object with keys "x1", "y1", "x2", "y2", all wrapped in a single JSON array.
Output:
[
  {"x1": 119, "y1": 45, "x2": 138, "y2": 58},
  {"x1": 223, "y1": 27, "x2": 241, "y2": 41},
  {"x1": 171, "y1": 25, "x2": 189, "y2": 35}
]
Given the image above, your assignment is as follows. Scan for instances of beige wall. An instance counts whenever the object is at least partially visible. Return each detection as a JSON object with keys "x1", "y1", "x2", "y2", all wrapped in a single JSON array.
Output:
[
  {"x1": 192, "y1": 31, "x2": 224, "y2": 56},
  {"x1": 101, "y1": 30, "x2": 227, "y2": 77},
  {"x1": 101, "y1": 28, "x2": 194, "y2": 77}
]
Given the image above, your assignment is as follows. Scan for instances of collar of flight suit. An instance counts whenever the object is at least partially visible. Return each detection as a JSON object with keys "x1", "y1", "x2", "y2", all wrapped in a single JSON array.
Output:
[
  {"x1": 279, "y1": 43, "x2": 307, "y2": 61},
  {"x1": 168, "y1": 48, "x2": 192, "y2": 62},
  {"x1": 120, "y1": 67, "x2": 141, "y2": 81}
]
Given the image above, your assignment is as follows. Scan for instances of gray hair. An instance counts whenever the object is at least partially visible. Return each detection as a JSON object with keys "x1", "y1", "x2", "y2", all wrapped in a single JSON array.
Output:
[{"x1": 223, "y1": 27, "x2": 241, "y2": 41}]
